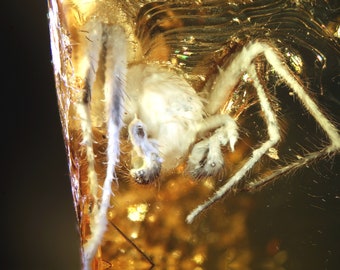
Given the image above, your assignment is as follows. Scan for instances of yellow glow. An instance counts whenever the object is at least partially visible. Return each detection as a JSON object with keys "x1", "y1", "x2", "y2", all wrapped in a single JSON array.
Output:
[
  {"x1": 131, "y1": 231, "x2": 138, "y2": 239},
  {"x1": 192, "y1": 253, "x2": 205, "y2": 264},
  {"x1": 127, "y1": 203, "x2": 149, "y2": 222}
]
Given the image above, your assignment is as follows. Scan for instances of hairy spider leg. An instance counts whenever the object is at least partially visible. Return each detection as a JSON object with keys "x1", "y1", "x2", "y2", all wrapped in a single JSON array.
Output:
[
  {"x1": 76, "y1": 20, "x2": 127, "y2": 269},
  {"x1": 76, "y1": 20, "x2": 103, "y2": 203},
  {"x1": 188, "y1": 114, "x2": 239, "y2": 178},
  {"x1": 248, "y1": 44, "x2": 340, "y2": 188},
  {"x1": 187, "y1": 41, "x2": 340, "y2": 223},
  {"x1": 187, "y1": 62, "x2": 281, "y2": 223}
]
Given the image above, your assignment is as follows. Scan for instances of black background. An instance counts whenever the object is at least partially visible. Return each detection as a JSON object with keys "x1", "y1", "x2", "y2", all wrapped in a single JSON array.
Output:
[{"x1": 3, "y1": 1, "x2": 81, "y2": 269}]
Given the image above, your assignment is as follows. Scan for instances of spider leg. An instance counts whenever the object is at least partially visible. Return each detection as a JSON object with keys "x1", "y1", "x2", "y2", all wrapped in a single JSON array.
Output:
[
  {"x1": 188, "y1": 114, "x2": 238, "y2": 178},
  {"x1": 260, "y1": 42, "x2": 340, "y2": 151},
  {"x1": 246, "y1": 43, "x2": 340, "y2": 189},
  {"x1": 76, "y1": 19, "x2": 103, "y2": 201},
  {"x1": 128, "y1": 117, "x2": 162, "y2": 184},
  {"x1": 75, "y1": 20, "x2": 103, "y2": 267},
  {"x1": 187, "y1": 41, "x2": 340, "y2": 223},
  {"x1": 77, "y1": 20, "x2": 127, "y2": 268},
  {"x1": 187, "y1": 62, "x2": 280, "y2": 223}
]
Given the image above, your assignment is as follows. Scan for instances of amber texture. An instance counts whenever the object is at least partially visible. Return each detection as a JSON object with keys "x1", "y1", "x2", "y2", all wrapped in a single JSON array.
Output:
[{"x1": 48, "y1": 0, "x2": 339, "y2": 269}]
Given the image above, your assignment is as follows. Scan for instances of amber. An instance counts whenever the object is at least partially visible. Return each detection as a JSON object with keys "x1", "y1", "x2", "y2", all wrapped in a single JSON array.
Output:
[{"x1": 48, "y1": 0, "x2": 340, "y2": 269}]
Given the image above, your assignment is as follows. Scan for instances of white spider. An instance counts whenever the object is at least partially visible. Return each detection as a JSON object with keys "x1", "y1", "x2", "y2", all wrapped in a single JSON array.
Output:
[{"x1": 65, "y1": 13, "x2": 340, "y2": 270}]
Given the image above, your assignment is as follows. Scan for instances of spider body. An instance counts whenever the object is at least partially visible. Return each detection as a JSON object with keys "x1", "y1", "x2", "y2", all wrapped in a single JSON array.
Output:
[
  {"x1": 125, "y1": 63, "x2": 239, "y2": 183},
  {"x1": 125, "y1": 63, "x2": 205, "y2": 181}
]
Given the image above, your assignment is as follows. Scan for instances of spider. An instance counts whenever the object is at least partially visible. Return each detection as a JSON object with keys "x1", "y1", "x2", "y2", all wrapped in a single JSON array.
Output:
[{"x1": 59, "y1": 2, "x2": 340, "y2": 268}]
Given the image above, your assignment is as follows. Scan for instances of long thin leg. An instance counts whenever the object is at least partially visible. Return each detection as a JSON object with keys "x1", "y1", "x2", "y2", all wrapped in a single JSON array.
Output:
[
  {"x1": 187, "y1": 41, "x2": 340, "y2": 223},
  {"x1": 76, "y1": 20, "x2": 103, "y2": 203},
  {"x1": 262, "y1": 44, "x2": 340, "y2": 150},
  {"x1": 187, "y1": 63, "x2": 281, "y2": 223},
  {"x1": 74, "y1": 20, "x2": 103, "y2": 268},
  {"x1": 246, "y1": 44, "x2": 340, "y2": 189},
  {"x1": 81, "y1": 22, "x2": 127, "y2": 269},
  {"x1": 246, "y1": 42, "x2": 340, "y2": 189}
]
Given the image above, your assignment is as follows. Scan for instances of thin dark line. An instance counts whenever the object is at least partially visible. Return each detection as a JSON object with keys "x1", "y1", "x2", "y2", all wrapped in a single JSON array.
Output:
[{"x1": 110, "y1": 221, "x2": 155, "y2": 269}]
